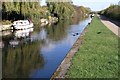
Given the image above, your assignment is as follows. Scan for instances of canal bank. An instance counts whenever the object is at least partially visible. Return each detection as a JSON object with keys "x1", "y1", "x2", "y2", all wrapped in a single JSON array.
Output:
[
  {"x1": 51, "y1": 17, "x2": 92, "y2": 78},
  {"x1": 66, "y1": 15, "x2": 119, "y2": 78},
  {"x1": 51, "y1": 22, "x2": 89, "y2": 78}
]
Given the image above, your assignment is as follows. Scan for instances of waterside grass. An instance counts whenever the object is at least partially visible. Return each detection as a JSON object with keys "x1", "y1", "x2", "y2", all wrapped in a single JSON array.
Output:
[{"x1": 66, "y1": 15, "x2": 119, "y2": 78}]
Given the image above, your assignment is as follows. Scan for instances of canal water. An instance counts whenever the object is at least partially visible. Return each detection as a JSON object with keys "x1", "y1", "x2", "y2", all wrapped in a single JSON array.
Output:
[{"x1": 2, "y1": 17, "x2": 91, "y2": 79}]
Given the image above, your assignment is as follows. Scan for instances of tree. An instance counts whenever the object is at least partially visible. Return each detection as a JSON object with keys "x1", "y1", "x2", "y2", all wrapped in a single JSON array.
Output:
[{"x1": 46, "y1": 1, "x2": 75, "y2": 20}]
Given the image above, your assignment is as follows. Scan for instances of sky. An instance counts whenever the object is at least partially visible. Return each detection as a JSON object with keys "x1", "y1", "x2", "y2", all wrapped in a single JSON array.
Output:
[{"x1": 40, "y1": 0, "x2": 119, "y2": 11}]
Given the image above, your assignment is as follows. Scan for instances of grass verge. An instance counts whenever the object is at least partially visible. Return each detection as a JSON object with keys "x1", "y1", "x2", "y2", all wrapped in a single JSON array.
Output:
[{"x1": 66, "y1": 15, "x2": 119, "y2": 78}]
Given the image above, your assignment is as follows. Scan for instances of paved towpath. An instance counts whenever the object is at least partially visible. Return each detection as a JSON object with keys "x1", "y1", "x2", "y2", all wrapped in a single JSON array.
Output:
[{"x1": 98, "y1": 15, "x2": 120, "y2": 37}]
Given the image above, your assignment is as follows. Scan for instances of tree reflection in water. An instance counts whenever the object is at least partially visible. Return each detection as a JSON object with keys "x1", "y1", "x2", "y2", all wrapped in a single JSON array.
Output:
[
  {"x1": 2, "y1": 40, "x2": 45, "y2": 78},
  {"x1": 46, "y1": 20, "x2": 70, "y2": 41},
  {"x1": 70, "y1": 15, "x2": 88, "y2": 25},
  {"x1": 45, "y1": 17, "x2": 87, "y2": 42},
  {"x1": 2, "y1": 16, "x2": 90, "y2": 78}
]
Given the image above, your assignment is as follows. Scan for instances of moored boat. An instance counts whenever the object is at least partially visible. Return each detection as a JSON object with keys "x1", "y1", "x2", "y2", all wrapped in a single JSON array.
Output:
[{"x1": 11, "y1": 20, "x2": 33, "y2": 30}]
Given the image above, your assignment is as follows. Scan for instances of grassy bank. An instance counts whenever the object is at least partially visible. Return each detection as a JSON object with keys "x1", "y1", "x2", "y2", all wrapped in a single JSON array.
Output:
[{"x1": 66, "y1": 15, "x2": 119, "y2": 78}]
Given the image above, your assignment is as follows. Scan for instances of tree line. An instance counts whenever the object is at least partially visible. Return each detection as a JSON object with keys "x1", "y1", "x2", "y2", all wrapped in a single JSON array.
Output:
[
  {"x1": 2, "y1": 1, "x2": 90, "y2": 24},
  {"x1": 99, "y1": 4, "x2": 120, "y2": 21},
  {"x1": 2, "y1": 1, "x2": 45, "y2": 21}
]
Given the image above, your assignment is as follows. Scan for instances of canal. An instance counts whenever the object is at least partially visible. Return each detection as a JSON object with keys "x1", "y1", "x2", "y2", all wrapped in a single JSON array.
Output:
[{"x1": 2, "y1": 17, "x2": 91, "y2": 79}]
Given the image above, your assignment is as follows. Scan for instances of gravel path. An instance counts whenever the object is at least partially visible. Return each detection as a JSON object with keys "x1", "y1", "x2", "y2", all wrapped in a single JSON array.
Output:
[{"x1": 98, "y1": 15, "x2": 120, "y2": 37}]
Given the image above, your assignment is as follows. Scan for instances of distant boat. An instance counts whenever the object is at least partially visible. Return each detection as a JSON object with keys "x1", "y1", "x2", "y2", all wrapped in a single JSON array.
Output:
[
  {"x1": 90, "y1": 14, "x2": 94, "y2": 18},
  {"x1": 11, "y1": 20, "x2": 33, "y2": 30}
]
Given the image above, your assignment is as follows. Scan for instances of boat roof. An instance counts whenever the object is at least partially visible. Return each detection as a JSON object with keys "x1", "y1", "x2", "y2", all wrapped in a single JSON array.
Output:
[{"x1": 13, "y1": 20, "x2": 29, "y2": 23}]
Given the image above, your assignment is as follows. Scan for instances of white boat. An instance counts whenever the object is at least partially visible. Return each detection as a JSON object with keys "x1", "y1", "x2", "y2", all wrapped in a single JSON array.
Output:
[
  {"x1": 92, "y1": 14, "x2": 94, "y2": 17},
  {"x1": 11, "y1": 20, "x2": 33, "y2": 30}
]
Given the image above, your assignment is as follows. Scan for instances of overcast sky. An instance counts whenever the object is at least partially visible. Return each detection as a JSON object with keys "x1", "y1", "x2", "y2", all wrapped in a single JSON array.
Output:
[{"x1": 40, "y1": 0, "x2": 119, "y2": 11}]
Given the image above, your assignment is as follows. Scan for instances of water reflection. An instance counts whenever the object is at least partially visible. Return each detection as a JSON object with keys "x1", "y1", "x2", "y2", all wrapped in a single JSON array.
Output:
[
  {"x1": 13, "y1": 28, "x2": 33, "y2": 38},
  {"x1": 38, "y1": 28, "x2": 47, "y2": 40},
  {"x1": 3, "y1": 42, "x2": 45, "y2": 78},
  {"x1": 71, "y1": 16, "x2": 83, "y2": 24},
  {"x1": 46, "y1": 21, "x2": 70, "y2": 41},
  {"x1": 2, "y1": 28, "x2": 35, "y2": 48},
  {"x1": 0, "y1": 30, "x2": 12, "y2": 37},
  {"x1": 2, "y1": 28, "x2": 45, "y2": 78},
  {"x1": 2, "y1": 16, "x2": 91, "y2": 79},
  {"x1": 30, "y1": 17, "x2": 91, "y2": 78}
]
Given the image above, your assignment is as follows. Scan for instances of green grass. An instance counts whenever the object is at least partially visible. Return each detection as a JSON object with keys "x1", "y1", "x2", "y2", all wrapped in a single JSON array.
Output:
[{"x1": 66, "y1": 15, "x2": 119, "y2": 78}]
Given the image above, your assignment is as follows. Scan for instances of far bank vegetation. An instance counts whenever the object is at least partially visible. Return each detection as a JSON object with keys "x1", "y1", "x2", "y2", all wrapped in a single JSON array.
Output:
[{"x1": 1, "y1": 1, "x2": 91, "y2": 26}]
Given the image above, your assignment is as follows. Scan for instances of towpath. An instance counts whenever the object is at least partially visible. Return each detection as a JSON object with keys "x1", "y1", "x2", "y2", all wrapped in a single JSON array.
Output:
[{"x1": 98, "y1": 15, "x2": 120, "y2": 37}]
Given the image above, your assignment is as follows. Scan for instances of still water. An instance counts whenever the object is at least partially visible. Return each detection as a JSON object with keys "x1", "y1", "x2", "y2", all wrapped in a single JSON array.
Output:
[{"x1": 2, "y1": 17, "x2": 91, "y2": 79}]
